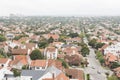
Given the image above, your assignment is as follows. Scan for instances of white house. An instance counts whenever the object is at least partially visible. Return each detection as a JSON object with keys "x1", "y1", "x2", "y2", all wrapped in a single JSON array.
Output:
[
  {"x1": 30, "y1": 60, "x2": 48, "y2": 70},
  {"x1": 0, "y1": 67, "x2": 13, "y2": 80},
  {"x1": 44, "y1": 47, "x2": 58, "y2": 59},
  {"x1": 104, "y1": 42, "x2": 120, "y2": 57}
]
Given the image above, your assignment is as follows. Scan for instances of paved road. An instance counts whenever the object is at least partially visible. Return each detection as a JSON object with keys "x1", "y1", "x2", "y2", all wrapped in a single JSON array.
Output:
[{"x1": 83, "y1": 37, "x2": 113, "y2": 80}]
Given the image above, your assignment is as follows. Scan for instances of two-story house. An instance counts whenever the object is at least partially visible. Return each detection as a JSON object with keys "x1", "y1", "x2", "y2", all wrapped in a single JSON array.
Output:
[
  {"x1": 30, "y1": 60, "x2": 48, "y2": 70},
  {"x1": 44, "y1": 47, "x2": 58, "y2": 59}
]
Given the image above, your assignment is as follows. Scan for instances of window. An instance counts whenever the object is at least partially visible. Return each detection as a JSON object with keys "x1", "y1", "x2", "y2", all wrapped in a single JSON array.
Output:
[
  {"x1": 36, "y1": 67, "x2": 39, "y2": 69},
  {"x1": 42, "y1": 67, "x2": 45, "y2": 69}
]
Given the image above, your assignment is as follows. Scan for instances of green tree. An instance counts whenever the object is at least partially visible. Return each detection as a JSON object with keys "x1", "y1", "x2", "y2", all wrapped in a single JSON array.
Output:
[
  {"x1": 13, "y1": 34, "x2": 28, "y2": 40},
  {"x1": 81, "y1": 46, "x2": 90, "y2": 57},
  {"x1": 38, "y1": 41, "x2": 48, "y2": 48},
  {"x1": 0, "y1": 54, "x2": 4, "y2": 58},
  {"x1": 22, "y1": 65, "x2": 28, "y2": 70},
  {"x1": 95, "y1": 42, "x2": 105, "y2": 49},
  {"x1": 13, "y1": 69, "x2": 21, "y2": 77},
  {"x1": 0, "y1": 48, "x2": 7, "y2": 58},
  {"x1": 88, "y1": 39, "x2": 97, "y2": 48},
  {"x1": 107, "y1": 75, "x2": 118, "y2": 80},
  {"x1": 79, "y1": 32, "x2": 85, "y2": 39},
  {"x1": 96, "y1": 51, "x2": 105, "y2": 65},
  {"x1": 48, "y1": 37, "x2": 54, "y2": 43},
  {"x1": 68, "y1": 33, "x2": 79, "y2": 38},
  {"x1": 0, "y1": 35, "x2": 6, "y2": 42},
  {"x1": 87, "y1": 74, "x2": 90, "y2": 80},
  {"x1": 59, "y1": 34, "x2": 68, "y2": 42},
  {"x1": 110, "y1": 62, "x2": 120, "y2": 69},
  {"x1": 30, "y1": 49, "x2": 43, "y2": 60}
]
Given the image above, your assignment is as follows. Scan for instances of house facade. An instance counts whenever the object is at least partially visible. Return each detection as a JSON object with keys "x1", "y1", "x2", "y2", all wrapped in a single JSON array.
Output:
[{"x1": 44, "y1": 47, "x2": 58, "y2": 59}]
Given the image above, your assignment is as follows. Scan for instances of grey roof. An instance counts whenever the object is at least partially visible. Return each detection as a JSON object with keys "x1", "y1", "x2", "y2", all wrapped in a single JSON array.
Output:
[
  {"x1": 62, "y1": 44, "x2": 75, "y2": 48},
  {"x1": 21, "y1": 66, "x2": 62, "y2": 80},
  {"x1": 43, "y1": 65, "x2": 62, "y2": 77},
  {"x1": 21, "y1": 70, "x2": 44, "y2": 80}
]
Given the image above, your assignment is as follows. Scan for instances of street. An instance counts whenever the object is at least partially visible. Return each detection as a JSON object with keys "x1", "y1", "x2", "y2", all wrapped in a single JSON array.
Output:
[{"x1": 83, "y1": 36, "x2": 113, "y2": 80}]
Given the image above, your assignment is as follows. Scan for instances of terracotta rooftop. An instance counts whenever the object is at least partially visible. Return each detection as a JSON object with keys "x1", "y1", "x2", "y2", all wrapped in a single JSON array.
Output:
[
  {"x1": 31, "y1": 60, "x2": 47, "y2": 67},
  {"x1": 10, "y1": 55, "x2": 28, "y2": 66},
  {"x1": 65, "y1": 69, "x2": 84, "y2": 80},
  {"x1": 113, "y1": 67, "x2": 120, "y2": 77},
  {"x1": 46, "y1": 47, "x2": 56, "y2": 52},
  {"x1": 12, "y1": 48, "x2": 28, "y2": 55},
  {"x1": 48, "y1": 33, "x2": 59, "y2": 40},
  {"x1": 48, "y1": 59, "x2": 63, "y2": 70},
  {"x1": 25, "y1": 43, "x2": 36, "y2": 49},
  {"x1": 0, "y1": 58, "x2": 9, "y2": 64},
  {"x1": 105, "y1": 53, "x2": 118, "y2": 62}
]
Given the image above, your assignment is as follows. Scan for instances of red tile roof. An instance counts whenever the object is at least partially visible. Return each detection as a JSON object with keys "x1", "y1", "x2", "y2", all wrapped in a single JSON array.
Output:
[
  {"x1": 113, "y1": 67, "x2": 120, "y2": 77},
  {"x1": 65, "y1": 69, "x2": 84, "y2": 80},
  {"x1": 9, "y1": 55, "x2": 28, "y2": 66},
  {"x1": 46, "y1": 47, "x2": 56, "y2": 52},
  {"x1": 25, "y1": 43, "x2": 36, "y2": 50},
  {"x1": 30, "y1": 60, "x2": 47, "y2": 67},
  {"x1": 56, "y1": 73, "x2": 69, "y2": 80},
  {"x1": 12, "y1": 48, "x2": 28, "y2": 55},
  {"x1": 104, "y1": 53, "x2": 118, "y2": 65},
  {"x1": 48, "y1": 59, "x2": 63, "y2": 70},
  {"x1": 48, "y1": 33, "x2": 59, "y2": 40},
  {"x1": 0, "y1": 58, "x2": 9, "y2": 64}
]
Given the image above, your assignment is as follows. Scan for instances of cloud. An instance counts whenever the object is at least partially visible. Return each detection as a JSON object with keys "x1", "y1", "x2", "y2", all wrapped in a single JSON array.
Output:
[{"x1": 0, "y1": 0, "x2": 120, "y2": 16}]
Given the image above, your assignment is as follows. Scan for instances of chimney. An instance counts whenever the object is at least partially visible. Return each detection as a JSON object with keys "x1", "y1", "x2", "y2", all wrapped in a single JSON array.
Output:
[
  {"x1": 6, "y1": 76, "x2": 7, "y2": 80},
  {"x1": 52, "y1": 73, "x2": 55, "y2": 80}
]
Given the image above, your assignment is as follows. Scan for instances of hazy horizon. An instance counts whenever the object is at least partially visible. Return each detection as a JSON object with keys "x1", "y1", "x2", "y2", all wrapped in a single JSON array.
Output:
[{"x1": 0, "y1": 0, "x2": 120, "y2": 16}]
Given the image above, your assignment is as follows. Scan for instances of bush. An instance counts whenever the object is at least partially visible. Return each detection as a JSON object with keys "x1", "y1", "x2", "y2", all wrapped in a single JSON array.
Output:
[
  {"x1": 107, "y1": 75, "x2": 118, "y2": 80},
  {"x1": 58, "y1": 59, "x2": 69, "y2": 68},
  {"x1": 87, "y1": 74, "x2": 90, "y2": 80},
  {"x1": 13, "y1": 69, "x2": 21, "y2": 77},
  {"x1": 96, "y1": 50, "x2": 105, "y2": 65},
  {"x1": 22, "y1": 65, "x2": 29, "y2": 70}
]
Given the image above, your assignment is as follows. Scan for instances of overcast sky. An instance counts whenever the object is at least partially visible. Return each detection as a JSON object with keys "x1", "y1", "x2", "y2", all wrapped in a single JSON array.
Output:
[{"x1": 0, "y1": 0, "x2": 120, "y2": 16}]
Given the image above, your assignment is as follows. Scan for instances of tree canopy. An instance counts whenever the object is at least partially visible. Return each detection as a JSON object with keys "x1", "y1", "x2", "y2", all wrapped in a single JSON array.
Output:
[
  {"x1": 68, "y1": 33, "x2": 79, "y2": 38},
  {"x1": 81, "y1": 43, "x2": 90, "y2": 57},
  {"x1": 88, "y1": 38, "x2": 97, "y2": 48},
  {"x1": 38, "y1": 41, "x2": 48, "y2": 48},
  {"x1": 96, "y1": 50, "x2": 105, "y2": 65},
  {"x1": 110, "y1": 62, "x2": 120, "y2": 69},
  {"x1": 95, "y1": 42, "x2": 105, "y2": 49},
  {"x1": 30, "y1": 49, "x2": 43, "y2": 60},
  {"x1": 48, "y1": 37, "x2": 54, "y2": 43},
  {"x1": 0, "y1": 34, "x2": 6, "y2": 42},
  {"x1": 88, "y1": 39, "x2": 105, "y2": 49}
]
